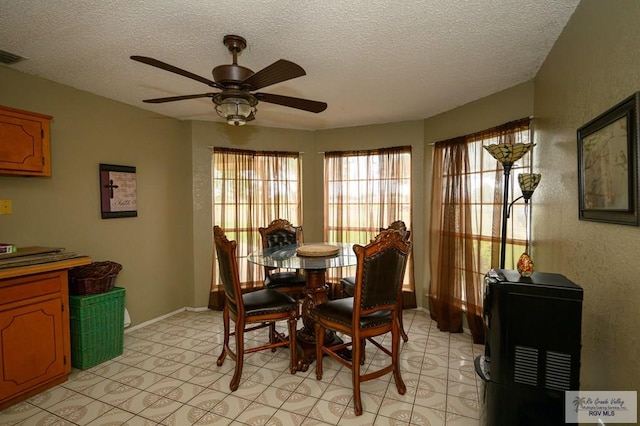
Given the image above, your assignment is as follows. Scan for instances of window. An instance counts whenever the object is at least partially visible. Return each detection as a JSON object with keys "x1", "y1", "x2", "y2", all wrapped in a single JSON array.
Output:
[
  {"x1": 467, "y1": 124, "x2": 532, "y2": 278},
  {"x1": 429, "y1": 118, "x2": 531, "y2": 341},
  {"x1": 324, "y1": 146, "x2": 413, "y2": 300},
  {"x1": 211, "y1": 148, "x2": 302, "y2": 290}
]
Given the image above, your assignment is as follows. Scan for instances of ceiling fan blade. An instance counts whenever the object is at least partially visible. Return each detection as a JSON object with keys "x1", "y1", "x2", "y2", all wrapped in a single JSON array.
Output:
[
  {"x1": 142, "y1": 93, "x2": 215, "y2": 103},
  {"x1": 255, "y1": 92, "x2": 327, "y2": 113},
  {"x1": 131, "y1": 56, "x2": 223, "y2": 89},
  {"x1": 242, "y1": 60, "x2": 306, "y2": 91}
]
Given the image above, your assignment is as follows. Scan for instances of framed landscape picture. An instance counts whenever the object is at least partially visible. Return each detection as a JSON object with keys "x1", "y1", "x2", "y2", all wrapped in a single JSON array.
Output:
[{"x1": 577, "y1": 92, "x2": 639, "y2": 226}]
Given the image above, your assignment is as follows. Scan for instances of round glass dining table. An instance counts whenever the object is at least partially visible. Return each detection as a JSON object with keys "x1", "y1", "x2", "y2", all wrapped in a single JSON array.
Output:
[{"x1": 248, "y1": 242, "x2": 357, "y2": 371}]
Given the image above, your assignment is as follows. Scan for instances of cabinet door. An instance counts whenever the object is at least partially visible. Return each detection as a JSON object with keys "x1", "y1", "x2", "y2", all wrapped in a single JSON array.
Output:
[
  {"x1": 0, "y1": 298, "x2": 66, "y2": 401},
  {"x1": 0, "y1": 106, "x2": 52, "y2": 176}
]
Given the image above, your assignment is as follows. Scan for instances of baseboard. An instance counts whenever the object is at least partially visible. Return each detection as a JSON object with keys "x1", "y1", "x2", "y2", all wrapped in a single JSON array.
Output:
[{"x1": 124, "y1": 306, "x2": 209, "y2": 333}]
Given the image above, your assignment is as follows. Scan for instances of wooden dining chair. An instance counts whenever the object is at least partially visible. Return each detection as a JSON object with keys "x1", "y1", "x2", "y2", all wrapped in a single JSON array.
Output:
[
  {"x1": 213, "y1": 226, "x2": 298, "y2": 391},
  {"x1": 312, "y1": 229, "x2": 411, "y2": 416},
  {"x1": 258, "y1": 219, "x2": 307, "y2": 300},
  {"x1": 341, "y1": 220, "x2": 411, "y2": 341}
]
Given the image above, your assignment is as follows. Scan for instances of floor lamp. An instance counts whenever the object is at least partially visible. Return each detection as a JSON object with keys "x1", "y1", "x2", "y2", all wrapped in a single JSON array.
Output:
[{"x1": 483, "y1": 143, "x2": 536, "y2": 269}]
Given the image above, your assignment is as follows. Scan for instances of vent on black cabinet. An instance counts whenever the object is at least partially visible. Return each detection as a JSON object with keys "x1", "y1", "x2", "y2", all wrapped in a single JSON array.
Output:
[
  {"x1": 545, "y1": 351, "x2": 572, "y2": 391},
  {"x1": 514, "y1": 346, "x2": 539, "y2": 386}
]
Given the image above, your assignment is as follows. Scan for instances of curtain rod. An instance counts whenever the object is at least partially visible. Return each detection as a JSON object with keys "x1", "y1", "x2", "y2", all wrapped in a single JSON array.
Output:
[
  {"x1": 207, "y1": 146, "x2": 304, "y2": 154},
  {"x1": 428, "y1": 116, "x2": 535, "y2": 146}
]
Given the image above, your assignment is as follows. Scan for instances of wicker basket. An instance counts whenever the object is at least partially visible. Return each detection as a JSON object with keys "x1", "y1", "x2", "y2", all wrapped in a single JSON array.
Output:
[
  {"x1": 69, "y1": 287, "x2": 125, "y2": 369},
  {"x1": 69, "y1": 261, "x2": 122, "y2": 295}
]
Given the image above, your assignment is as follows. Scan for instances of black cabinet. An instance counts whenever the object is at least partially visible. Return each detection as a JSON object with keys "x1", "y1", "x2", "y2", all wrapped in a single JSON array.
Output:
[{"x1": 476, "y1": 269, "x2": 583, "y2": 425}]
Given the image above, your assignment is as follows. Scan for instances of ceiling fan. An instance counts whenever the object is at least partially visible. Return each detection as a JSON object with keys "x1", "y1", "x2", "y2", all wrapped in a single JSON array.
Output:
[{"x1": 131, "y1": 34, "x2": 327, "y2": 126}]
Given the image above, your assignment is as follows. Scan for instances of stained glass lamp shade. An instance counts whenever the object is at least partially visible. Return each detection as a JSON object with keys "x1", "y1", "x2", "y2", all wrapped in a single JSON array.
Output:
[{"x1": 483, "y1": 142, "x2": 536, "y2": 269}]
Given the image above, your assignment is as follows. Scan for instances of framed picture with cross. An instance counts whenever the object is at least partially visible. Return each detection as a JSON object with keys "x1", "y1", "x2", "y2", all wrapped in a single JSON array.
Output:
[{"x1": 99, "y1": 163, "x2": 137, "y2": 219}]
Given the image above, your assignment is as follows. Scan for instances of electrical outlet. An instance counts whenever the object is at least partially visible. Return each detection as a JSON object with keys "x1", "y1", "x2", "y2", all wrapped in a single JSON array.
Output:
[{"x1": 0, "y1": 200, "x2": 12, "y2": 215}]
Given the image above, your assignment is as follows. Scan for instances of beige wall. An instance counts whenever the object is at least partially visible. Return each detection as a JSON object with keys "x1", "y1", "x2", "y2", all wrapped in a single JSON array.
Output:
[
  {"x1": 0, "y1": 66, "x2": 194, "y2": 326},
  {"x1": 534, "y1": 0, "x2": 640, "y2": 392}
]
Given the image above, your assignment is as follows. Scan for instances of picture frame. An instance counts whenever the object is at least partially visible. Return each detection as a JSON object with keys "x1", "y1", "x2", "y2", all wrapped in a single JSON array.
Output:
[
  {"x1": 99, "y1": 163, "x2": 137, "y2": 219},
  {"x1": 577, "y1": 92, "x2": 639, "y2": 226}
]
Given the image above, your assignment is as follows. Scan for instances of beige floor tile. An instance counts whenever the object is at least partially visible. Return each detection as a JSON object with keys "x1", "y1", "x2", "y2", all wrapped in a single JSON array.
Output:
[
  {"x1": 66, "y1": 399, "x2": 115, "y2": 426},
  {"x1": 336, "y1": 409, "x2": 377, "y2": 425},
  {"x1": 87, "y1": 360, "x2": 132, "y2": 378},
  {"x1": 447, "y1": 381, "x2": 478, "y2": 401},
  {"x1": 256, "y1": 386, "x2": 292, "y2": 408},
  {"x1": 158, "y1": 403, "x2": 207, "y2": 426},
  {"x1": 447, "y1": 368, "x2": 477, "y2": 386},
  {"x1": 125, "y1": 370, "x2": 166, "y2": 391},
  {"x1": 176, "y1": 337, "x2": 216, "y2": 354},
  {"x1": 144, "y1": 376, "x2": 181, "y2": 398},
  {"x1": 184, "y1": 367, "x2": 225, "y2": 387},
  {"x1": 301, "y1": 418, "x2": 334, "y2": 426},
  {"x1": 307, "y1": 398, "x2": 348, "y2": 424},
  {"x1": 270, "y1": 372, "x2": 305, "y2": 392},
  {"x1": 15, "y1": 410, "x2": 76, "y2": 425},
  {"x1": 0, "y1": 401, "x2": 44, "y2": 425},
  {"x1": 235, "y1": 401, "x2": 278, "y2": 425},
  {"x1": 81, "y1": 380, "x2": 137, "y2": 403},
  {"x1": 0, "y1": 310, "x2": 483, "y2": 426},
  {"x1": 115, "y1": 390, "x2": 161, "y2": 414},
  {"x1": 186, "y1": 388, "x2": 227, "y2": 412},
  {"x1": 418, "y1": 374, "x2": 447, "y2": 395},
  {"x1": 410, "y1": 405, "x2": 448, "y2": 425},
  {"x1": 279, "y1": 391, "x2": 317, "y2": 416},
  {"x1": 377, "y1": 396, "x2": 414, "y2": 421},
  {"x1": 295, "y1": 377, "x2": 329, "y2": 397},
  {"x1": 165, "y1": 363, "x2": 205, "y2": 382},
  {"x1": 131, "y1": 355, "x2": 172, "y2": 371},
  {"x1": 446, "y1": 394, "x2": 481, "y2": 419},
  {"x1": 400, "y1": 371, "x2": 421, "y2": 389},
  {"x1": 138, "y1": 396, "x2": 183, "y2": 424},
  {"x1": 208, "y1": 394, "x2": 251, "y2": 419},
  {"x1": 446, "y1": 412, "x2": 482, "y2": 425},
  {"x1": 163, "y1": 382, "x2": 207, "y2": 404},
  {"x1": 449, "y1": 344, "x2": 475, "y2": 360},
  {"x1": 26, "y1": 386, "x2": 80, "y2": 409},
  {"x1": 268, "y1": 409, "x2": 306, "y2": 426},
  {"x1": 191, "y1": 410, "x2": 233, "y2": 425},
  {"x1": 85, "y1": 407, "x2": 136, "y2": 425},
  {"x1": 319, "y1": 384, "x2": 352, "y2": 406}
]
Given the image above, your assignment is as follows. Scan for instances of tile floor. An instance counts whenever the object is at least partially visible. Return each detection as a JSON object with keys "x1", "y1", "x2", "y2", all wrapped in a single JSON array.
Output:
[{"x1": 0, "y1": 309, "x2": 484, "y2": 425}]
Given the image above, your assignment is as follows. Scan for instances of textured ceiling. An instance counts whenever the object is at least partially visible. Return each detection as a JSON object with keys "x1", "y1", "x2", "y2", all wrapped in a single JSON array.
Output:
[{"x1": 0, "y1": 1, "x2": 580, "y2": 131}]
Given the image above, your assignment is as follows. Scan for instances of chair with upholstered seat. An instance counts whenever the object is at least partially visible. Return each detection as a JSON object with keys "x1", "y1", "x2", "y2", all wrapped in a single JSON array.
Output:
[
  {"x1": 341, "y1": 220, "x2": 411, "y2": 341},
  {"x1": 213, "y1": 226, "x2": 298, "y2": 391},
  {"x1": 258, "y1": 219, "x2": 307, "y2": 300},
  {"x1": 312, "y1": 229, "x2": 411, "y2": 416}
]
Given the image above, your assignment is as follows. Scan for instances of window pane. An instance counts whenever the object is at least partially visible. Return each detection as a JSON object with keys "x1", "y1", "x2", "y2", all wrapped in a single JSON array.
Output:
[{"x1": 212, "y1": 149, "x2": 301, "y2": 285}]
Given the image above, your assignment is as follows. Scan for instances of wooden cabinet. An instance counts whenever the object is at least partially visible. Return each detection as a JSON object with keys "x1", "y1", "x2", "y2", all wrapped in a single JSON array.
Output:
[
  {"x1": 0, "y1": 105, "x2": 52, "y2": 176},
  {"x1": 0, "y1": 257, "x2": 90, "y2": 410}
]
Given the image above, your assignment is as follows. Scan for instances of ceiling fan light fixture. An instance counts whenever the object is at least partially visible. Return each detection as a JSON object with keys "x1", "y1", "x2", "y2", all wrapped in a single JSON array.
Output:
[{"x1": 214, "y1": 95, "x2": 257, "y2": 126}]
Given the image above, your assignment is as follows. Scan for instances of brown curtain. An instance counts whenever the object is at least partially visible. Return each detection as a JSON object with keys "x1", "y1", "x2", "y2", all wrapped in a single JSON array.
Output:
[
  {"x1": 466, "y1": 118, "x2": 532, "y2": 269},
  {"x1": 323, "y1": 146, "x2": 415, "y2": 308},
  {"x1": 429, "y1": 138, "x2": 482, "y2": 341},
  {"x1": 429, "y1": 117, "x2": 531, "y2": 344},
  {"x1": 209, "y1": 147, "x2": 302, "y2": 309}
]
